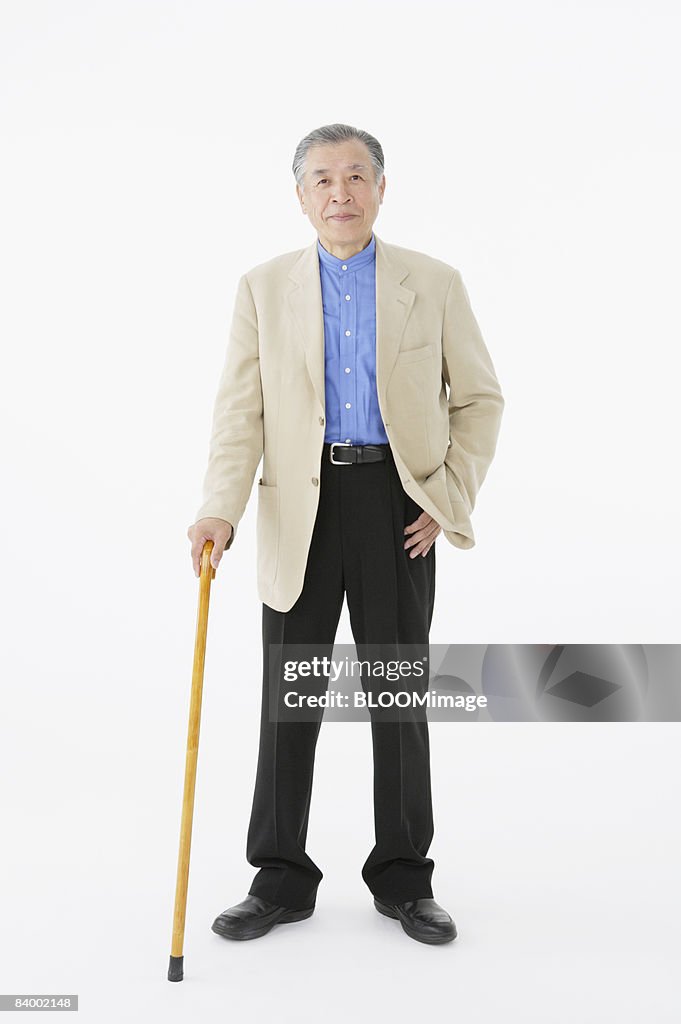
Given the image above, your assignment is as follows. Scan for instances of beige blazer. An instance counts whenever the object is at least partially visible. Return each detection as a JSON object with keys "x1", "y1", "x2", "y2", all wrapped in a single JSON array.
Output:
[{"x1": 195, "y1": 232, "x2": 504, "y2": 612}]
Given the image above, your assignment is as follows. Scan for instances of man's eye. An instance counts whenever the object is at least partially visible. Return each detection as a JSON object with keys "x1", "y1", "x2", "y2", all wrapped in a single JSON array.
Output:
[{"x1": 316, "y1": 176, "x2": 362, "y2": 184}]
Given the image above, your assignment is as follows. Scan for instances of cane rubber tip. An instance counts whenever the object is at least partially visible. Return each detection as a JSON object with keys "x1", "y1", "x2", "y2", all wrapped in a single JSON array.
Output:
[{"x1": 168, "y1": 955, "x2": 184, "y2": 982}]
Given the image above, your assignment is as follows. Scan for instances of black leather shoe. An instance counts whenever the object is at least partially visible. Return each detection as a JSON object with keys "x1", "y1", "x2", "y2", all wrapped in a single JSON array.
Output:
[
  {"x1": 211, "y1": 895, "x2": 314, "y2": 941},
  {"x1": 374, "y1": 897, "x2": 457, "y2": 944}
]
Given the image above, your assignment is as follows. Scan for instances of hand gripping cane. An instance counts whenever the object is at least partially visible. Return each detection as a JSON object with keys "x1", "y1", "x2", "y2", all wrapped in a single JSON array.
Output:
[{"x1": 168, "y1": 539, "x2": 216, "y2": 982}]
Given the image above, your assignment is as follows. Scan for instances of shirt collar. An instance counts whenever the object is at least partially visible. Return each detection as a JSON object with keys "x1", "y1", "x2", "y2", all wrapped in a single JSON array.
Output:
[{"x1": 317, "y1": 231, "x2": 375, "y2": 272}]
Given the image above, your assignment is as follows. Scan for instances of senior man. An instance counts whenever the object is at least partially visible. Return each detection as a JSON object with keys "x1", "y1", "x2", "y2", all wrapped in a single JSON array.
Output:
[{"x1": 187, "y1": 123, "x2": 504, "y2": 945}]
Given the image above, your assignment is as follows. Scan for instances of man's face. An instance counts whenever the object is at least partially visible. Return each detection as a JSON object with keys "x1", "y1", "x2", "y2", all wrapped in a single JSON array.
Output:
[{"x1": 296, "y1": 139, "x2": 385, "y2": 255}]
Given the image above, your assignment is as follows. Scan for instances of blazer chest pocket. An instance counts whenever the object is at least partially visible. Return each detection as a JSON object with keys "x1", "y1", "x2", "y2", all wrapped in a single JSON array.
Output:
[{"x1": 395, "y1": 344, "x2": 436, "y2": 365}]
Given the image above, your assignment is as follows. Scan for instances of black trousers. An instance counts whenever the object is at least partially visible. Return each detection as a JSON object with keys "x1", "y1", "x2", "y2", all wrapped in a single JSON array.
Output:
[{"x1": 246, "y1": 444, "x2": 436, "y2": 910}]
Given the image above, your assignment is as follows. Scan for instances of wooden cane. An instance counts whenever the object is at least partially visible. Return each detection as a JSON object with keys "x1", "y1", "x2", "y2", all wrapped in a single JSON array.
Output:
[{"x1": 168, "y1": 539, "x2": 216, "y2": 982}]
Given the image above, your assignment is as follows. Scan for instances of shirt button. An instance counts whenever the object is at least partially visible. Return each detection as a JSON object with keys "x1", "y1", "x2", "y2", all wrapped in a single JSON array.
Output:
[
  {"x1": 345, "y1": 438, "x2": 352, "y2": 443},
  {"x1": 344, "y1": 367, "x2": 351, "y2": 373},
  {"x1": 345, "y1": 402, "x2": 351, "y2": 409},
  {"x1": 319, "y1": 416, "x2": 325, "y2": 425},
  {"x1": 345, "y1": 330, "x2": 351, "y2": 336},
  {"x1": 345, "y1": 294, "x2": 351, "y2": 301},
  {"x1": 341, "y1": 264, "x2": 347, "y2": 270},
  {"x1": 311, "y1": 477, "x2": 319, "y2": 486}
]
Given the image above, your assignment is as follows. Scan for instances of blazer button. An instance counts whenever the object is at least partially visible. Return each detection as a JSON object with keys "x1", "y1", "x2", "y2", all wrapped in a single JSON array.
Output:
[
  {"x1": 319, "y1": 416, "x2": 325, "y2": 425},
  {"x1": 311, "y1": 477, "x2": 319, "y2": 486}
]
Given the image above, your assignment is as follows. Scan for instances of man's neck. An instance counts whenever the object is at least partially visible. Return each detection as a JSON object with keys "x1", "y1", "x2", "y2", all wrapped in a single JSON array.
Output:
[{"x1": 318, "y1": 231, "x2": 373, "y2": 261}]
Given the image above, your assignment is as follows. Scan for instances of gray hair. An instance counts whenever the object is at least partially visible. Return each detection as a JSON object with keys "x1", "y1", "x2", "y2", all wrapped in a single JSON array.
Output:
[{"x1": 292, "y1": 123, "x2": 385, "y2": 191}]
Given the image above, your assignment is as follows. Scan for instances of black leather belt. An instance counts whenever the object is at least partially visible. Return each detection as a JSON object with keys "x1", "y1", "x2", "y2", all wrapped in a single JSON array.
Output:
[{"x1": 324, "y1": 442, "x2": 389, "y2": 465}]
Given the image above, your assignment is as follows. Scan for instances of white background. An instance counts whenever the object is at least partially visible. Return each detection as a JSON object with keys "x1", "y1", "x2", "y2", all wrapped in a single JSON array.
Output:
[{"x1": 1, "y1": 1, "x2": 680, "y2": 1021}]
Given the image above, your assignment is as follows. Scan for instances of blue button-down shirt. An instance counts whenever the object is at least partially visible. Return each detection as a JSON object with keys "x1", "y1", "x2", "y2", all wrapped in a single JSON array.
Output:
[{"x1": 317, "y1": 231, "x2": 389, "y2": 445}]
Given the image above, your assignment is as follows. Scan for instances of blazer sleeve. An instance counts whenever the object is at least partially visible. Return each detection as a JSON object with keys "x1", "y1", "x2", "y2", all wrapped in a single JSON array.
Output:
[
  {"x1": 441, "y1": 269, "x2": 504, "y2": 516},
  {"x1": 194, "y1": 273, "x2": 264, "y2": 548}
]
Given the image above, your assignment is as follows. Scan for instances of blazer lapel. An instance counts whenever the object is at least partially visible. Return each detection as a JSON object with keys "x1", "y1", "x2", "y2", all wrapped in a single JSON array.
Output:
[
  {"x1": 374, "y1": 233, "x2": 416, "y2": 410},
  {"x1": 285, "y1": 231, "x2": 416, "y2": 415},
  {"x1": 285, "y1": 237, "x2": 326, "y2": 411}
]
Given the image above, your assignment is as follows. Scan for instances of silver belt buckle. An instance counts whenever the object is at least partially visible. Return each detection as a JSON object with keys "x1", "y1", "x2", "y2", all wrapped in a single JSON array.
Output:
[{"x1": 329, "y1": 441, "x2": 352, "y2": 465}]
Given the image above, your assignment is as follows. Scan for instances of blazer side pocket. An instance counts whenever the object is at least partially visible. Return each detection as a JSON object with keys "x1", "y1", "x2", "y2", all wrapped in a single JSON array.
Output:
[{"x1": 256, "y1": 482, "x2": 280, "y2": 587}]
